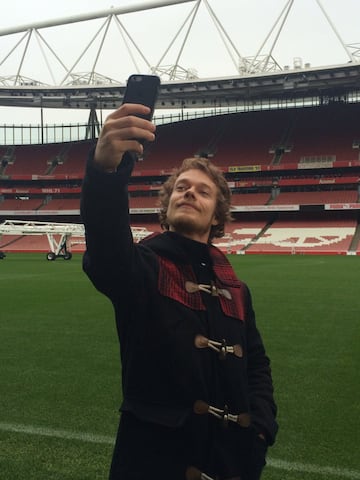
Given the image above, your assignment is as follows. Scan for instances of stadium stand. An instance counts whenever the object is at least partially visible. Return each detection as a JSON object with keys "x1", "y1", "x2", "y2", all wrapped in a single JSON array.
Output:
[
  {"x1": 246, "y1": 226, "x2": 355, "y2": 254},
  {"x1": 280, "y1": 104, "x2": 360, "y2": 166},
  {"x1": 231, "y1": 193, "x2": 272, "y2": 206},
  {"x1": 129, "y1": 196, "x2": 159, "y2": 209},
  {"x1": 205, "y1": 110, "x2": 288, "y2": 167},
  {"x1": 51, "y1": 141, "x2": 95, "y2": 176},
  {"x1": 243, "y1": 213, "x2": 357, "y2": 255},
  {"x1": 272, "y1": 190, "x2": 359, "y2": 205},
  {"x1": 134, "y1": 118, "x2": 221, "y2": 172},
  {"x1": 40, "y1": 198, "x2": 80, "y2": 211},
  {"x1": 2, "y1": 144, "x2": 63, "y2": 176},
  {"x1": 0, "y1": 233, "x2": 49, "y2": 252},
  {"x1": 0, "y1": 198, "x2": 44, "y2": 211},
  {"x1": 141, "y1": 110, "x2": 291, "y2": 170},
  {"x1": 1, "y1": 102, "x2": 360, "y2": 255}
]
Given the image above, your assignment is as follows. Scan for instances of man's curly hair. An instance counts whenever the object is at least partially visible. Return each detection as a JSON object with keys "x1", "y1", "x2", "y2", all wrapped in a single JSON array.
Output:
[{"x1": 158, "y1": 157, "x2": 233, "y2": 241}]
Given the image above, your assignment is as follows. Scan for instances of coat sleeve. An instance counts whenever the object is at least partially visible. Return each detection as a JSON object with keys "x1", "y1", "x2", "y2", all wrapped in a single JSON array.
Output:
[
  {"x1": 80, "y1": 149, "x2": 138, "y2": 301},
  {"x1": 245, "y1": 288, "x2": 278, "y2": 446}
]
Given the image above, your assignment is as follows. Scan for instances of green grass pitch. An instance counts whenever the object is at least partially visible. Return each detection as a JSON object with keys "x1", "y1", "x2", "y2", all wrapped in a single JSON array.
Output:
[{"x1": 0, "y1": 253, "x2": 359, "y2": 480}]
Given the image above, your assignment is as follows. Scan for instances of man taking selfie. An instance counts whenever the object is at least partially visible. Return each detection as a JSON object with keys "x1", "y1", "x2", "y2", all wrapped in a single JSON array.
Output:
[{"x1": 81, "y1": 102, "x2": 278, "y2": 480}]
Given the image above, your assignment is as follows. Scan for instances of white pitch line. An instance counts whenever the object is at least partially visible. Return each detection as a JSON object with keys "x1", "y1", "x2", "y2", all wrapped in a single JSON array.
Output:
[
  {"x1": 0, "y1": 422, "x2": 114, "y2": 445},
  {"x1": 1, "y1": 422, "x2": 359, "y2": 479},
  {"x1": 267, "y1": 458, "x2": 360, "y2": 480}
]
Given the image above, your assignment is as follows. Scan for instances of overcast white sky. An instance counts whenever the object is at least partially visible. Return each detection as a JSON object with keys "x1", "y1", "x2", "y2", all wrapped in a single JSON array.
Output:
[{"x1": 1, "y1": 0, "x2": 360, "y2": 126}]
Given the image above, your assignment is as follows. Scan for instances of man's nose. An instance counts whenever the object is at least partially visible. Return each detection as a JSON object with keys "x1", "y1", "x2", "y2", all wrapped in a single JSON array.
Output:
[{"x1": 184, "y1": 188, "x2": 195, "y2": 198}]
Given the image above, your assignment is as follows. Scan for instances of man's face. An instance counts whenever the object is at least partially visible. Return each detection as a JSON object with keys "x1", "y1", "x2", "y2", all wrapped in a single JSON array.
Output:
[{"x1": 166, "y1": 168, "x2": 219, "y2": 243}]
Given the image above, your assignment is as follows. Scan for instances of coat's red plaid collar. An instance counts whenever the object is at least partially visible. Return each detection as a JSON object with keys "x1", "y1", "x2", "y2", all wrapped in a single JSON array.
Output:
[{"x1": 142, "y1": 232, "x2": 247, "y2": 321}]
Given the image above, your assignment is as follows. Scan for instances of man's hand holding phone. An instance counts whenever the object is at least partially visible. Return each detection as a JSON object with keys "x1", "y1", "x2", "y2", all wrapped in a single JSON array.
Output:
[
  {"x1": 94, "y1": 103, "x2": 156, "y2": 172},
  {"x1": 94, "y1": 74, "x2": 160, "y2": 172}
]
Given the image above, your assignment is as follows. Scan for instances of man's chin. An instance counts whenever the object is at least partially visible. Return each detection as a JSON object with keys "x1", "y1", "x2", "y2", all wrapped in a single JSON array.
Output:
[{"x1": 169, "y1": 217, "x2": 198, "y2": 235}]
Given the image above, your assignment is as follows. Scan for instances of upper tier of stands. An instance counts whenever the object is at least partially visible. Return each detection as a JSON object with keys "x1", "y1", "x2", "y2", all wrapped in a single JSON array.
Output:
[
  {"x1": 0, "y1": 141, "x2": 94, "y2": 178},
  {"x1": 52, "y1": 141, "x2": 94, "y2": 176},
  {"x1": 2, "y1": 103, "x2": 360, "y2": 177},
  {"x1": 137, "y1": 110, "x2": 287, "y2": 170},
  {"x1": 280, "y1": 103, "x2": 360, "y2": 165},
  {"x1": 3, "y1": 144, "x2": 62, "y2": 176},
  {"x1": 140, "y1": 103, "x2": 360, "y2": 170}
]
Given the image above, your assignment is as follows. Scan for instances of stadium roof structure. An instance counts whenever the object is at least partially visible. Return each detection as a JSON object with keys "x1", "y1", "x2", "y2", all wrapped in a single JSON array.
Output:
[
  {"x1": 1, "y1": 0, "x2": 360, "y2": 111},
  {"x1": 0, "y1": 63, "x2": 360, "y2": 111}
]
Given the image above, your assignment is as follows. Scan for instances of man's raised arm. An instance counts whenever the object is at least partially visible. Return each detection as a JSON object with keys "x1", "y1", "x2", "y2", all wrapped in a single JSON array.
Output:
[{"x1": 80, "y1": 104, "x2": 156, "y2": 299}]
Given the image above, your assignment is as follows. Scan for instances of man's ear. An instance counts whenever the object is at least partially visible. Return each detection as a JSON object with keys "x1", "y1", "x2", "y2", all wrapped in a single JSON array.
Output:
[{"x1": 211, "y1": 216, "x2": 219, "y2": 226}]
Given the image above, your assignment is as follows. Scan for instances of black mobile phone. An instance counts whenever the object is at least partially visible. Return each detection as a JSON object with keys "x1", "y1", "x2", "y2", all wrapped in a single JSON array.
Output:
[{"x1": 122, "y1": 74, "x2": 160, "y2": 120}]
